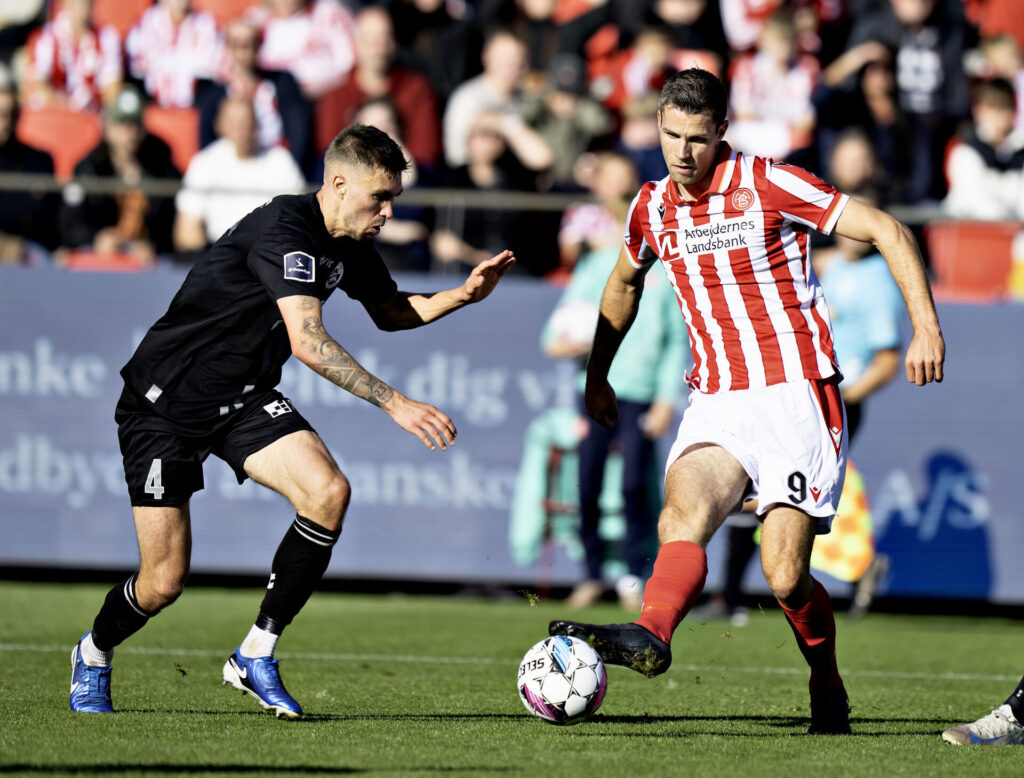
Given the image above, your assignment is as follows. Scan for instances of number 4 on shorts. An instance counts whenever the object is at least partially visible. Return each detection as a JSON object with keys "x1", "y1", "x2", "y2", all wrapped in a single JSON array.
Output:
[{"x1": 145, "y1": 458, "x2": 165, "y2": 500}]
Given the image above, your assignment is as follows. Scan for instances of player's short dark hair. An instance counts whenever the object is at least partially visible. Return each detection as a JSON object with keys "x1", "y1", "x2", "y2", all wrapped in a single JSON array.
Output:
[
  {"x1": 658, "y1": 68, "x2": 728, "y2": 126},
  {"x1": 325, "y1": 124, "x2": 408, "y2": 178}
]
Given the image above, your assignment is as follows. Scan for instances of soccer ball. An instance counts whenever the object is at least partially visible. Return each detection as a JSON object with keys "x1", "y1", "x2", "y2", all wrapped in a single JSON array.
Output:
[{"x1": 517, "y1": 635, "x2": 607, "y2": 724}]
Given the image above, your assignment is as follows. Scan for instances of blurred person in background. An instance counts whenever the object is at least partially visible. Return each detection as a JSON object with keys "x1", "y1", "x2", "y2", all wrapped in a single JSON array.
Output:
[
  {"x1": 174, "y1": 95, "x2": 306, "y2": 255},
  {"x1": 542, "y1": 151, "x2": 687, "y2": 611},
  {"x1": 442, "y1": 27, "x2": 553, "y2": 170},
  {"x1": 617, "y1": 0, "x2": 728, "y2": 74},
  {"x1": 431, "y1": 109, "x2": 538, "y2": 272},
  {"x1": 556, "y1": 150, "x2": 637, "y2": 275},
  {"x1": 726, "y1": 8, "x2": 819, "y2": 163},
  {"x1": 353, "y1": 96, "x2": 432, "y2": 271},
  {"x1": 316, "y1": 5, "x2": 441, "y2": 173},
  {"x1": 21, "y1": 0, "x2": 121, "y2": 112},
  {"x1": 125, "y1": 0, "x2": 219, "y2": 108},
  {"x1": 58, "y1": 84, "x2": 179, "y2": 264},
  {"x1": 598, "y1": 23, "x2": 676, "y2": 115},
  {"x1": 943, "y1": 674, "x2": 1024, "y2": 745},
  {"x1": 846, "y1": 0, "x2": 969, "y2": 203},
  {"x1": 197, "y1": 18, "x2": 312, "y2": 174},
  {"x1": 66, "y1": 123, "x2": 516, "y2": 718},
  {"x1": 718, "y1": 0, "x2": 782, "y2": 53},
  {"x1": 942, "y1": 78, "x2": 1024, "y2": 221},
  {"x1": 615, "y1": 91, "x2": 668, "y2": 184},
  {"x1": 0, "y1": 63, "x2": 57, "y2": 262},
  {"x1": 387, "y1": 0, "x2": 482, "y2": 104},
  {"x1": 813, "y1": 38, "x2": 906, "y2": 198},
  {"x1": 971, "y1": 35, "x2": 1024, "y2": 131},
  {"x1": 519, "y1": 53, "x2": 613, "y2": 189},
  {"x1": 249, "y1": 0, "x2": 357, "y2": 101},
  {"x1": 478, "y1": 0, "x2": 616, "y2": 88}
]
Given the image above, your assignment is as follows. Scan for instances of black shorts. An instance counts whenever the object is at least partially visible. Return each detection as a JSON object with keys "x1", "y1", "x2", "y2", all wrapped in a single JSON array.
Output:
[{"x1": 115, "y1": 386, "x2": 315, "y2": 507}]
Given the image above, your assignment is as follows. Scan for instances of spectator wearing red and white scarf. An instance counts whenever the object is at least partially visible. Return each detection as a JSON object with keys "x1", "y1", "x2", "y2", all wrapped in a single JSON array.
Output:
[
  {"x1": 125, "y1": 0, "x2": 219, "y2": 108},
  {"x1": 23, "y1": 0, "x2": 122, "y2": 112},
  {"x1": 248, "y1": 0, "x2": 356, "y2": 100}
]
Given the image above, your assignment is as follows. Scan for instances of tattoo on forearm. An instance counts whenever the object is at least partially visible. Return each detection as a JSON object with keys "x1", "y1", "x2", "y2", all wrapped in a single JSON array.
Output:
[{"x1": 300, "y1": 315, "x2": 394, "y2": 407}]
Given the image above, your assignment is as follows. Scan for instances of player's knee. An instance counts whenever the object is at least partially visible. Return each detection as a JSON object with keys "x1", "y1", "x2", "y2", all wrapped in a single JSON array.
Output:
[
  {"x1": 301, "y1": 472, "x2": 350, "y2": 531},
  {"x1": 141, "y1": 571, "x2": 187, "y2": 611},
  {"x1": 657, "y1": 504, "x2": 704, "y2": 545},
  {"x1": 765, "y1": 568, "x2": 809, "y2": 607}
]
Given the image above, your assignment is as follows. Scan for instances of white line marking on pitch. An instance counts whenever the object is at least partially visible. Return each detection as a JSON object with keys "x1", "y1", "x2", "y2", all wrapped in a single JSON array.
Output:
[{"x1": 0, "y1": 643, "x2": 1016, "y2": 683}]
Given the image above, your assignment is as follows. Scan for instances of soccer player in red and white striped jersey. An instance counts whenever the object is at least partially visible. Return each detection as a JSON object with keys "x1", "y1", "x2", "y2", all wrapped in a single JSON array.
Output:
[{"x1": 550, "y1": 68, "x2": 945, "y2": 735}]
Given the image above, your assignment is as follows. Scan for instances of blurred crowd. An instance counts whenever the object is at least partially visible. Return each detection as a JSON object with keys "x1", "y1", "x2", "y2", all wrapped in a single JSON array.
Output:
[{"x1": 0, "y1": 0, "x2": 1022, "y2": 276}]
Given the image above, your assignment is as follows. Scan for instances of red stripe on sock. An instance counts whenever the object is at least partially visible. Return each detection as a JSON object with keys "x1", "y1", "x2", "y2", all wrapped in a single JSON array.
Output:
[
  {"x1": 635, "y1": 540, "x2": 708, "y2": 643},
  {"x1": 779, "y1": 578, "x2": 844, "y2": 691}
]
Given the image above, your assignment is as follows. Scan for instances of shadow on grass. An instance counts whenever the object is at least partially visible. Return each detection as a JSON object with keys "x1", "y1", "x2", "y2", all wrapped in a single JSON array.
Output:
[
  {"x1": 0, "y1": 766, "x2": 521, "y2": 775},
  {"x1": 576, "y1": 712, "x2": 954, "y2": 737}
]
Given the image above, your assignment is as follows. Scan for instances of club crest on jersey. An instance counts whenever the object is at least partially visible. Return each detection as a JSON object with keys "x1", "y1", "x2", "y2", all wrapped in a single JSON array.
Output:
[
  {"x1": 731, "y1": 188, "x2": 755, "y2": 210},
  {"x1": 326, "y1": 261, "x2": 344, "y2": 290},
  {"x1": 283, "y1": 251, "x2": 315, "y2": 282}
]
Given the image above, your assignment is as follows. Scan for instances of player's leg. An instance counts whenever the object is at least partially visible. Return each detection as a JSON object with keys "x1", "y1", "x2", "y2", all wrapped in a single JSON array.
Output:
[
  {"x1": 72, "y1": 390, "x2": 202, "y2": 713},
  {"x1": 550, "y1": 443, "x2": 749, "y2": 677},
  {"x1": 71, "y1": 504, "x2": 192, "y2": 713},
  {"x1": 942, "y1": 675, "x2": 1024, "y2": 745},
  {"x1": 760, "y1": 504, "x2": 848, "y2": 733},
  {"x1": 219, "y1": 426, "x2": 349, "y2": 718}
]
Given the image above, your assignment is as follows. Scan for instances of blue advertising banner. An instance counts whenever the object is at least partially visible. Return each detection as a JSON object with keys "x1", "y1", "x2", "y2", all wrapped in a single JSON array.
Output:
[{"x1": 1, "y1": 266, "x2": 1022, "y2": 603}]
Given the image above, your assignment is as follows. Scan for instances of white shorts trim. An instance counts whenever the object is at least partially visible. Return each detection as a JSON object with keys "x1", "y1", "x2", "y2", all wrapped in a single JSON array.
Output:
[{"x1": 665, "y1": 379, "x2": 848, "y2": 533}]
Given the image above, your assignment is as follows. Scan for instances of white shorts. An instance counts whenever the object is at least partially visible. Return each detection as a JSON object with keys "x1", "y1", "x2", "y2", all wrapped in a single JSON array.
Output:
[{"x1": 665, "y1": 378, "x2": 847, "y2": 533}]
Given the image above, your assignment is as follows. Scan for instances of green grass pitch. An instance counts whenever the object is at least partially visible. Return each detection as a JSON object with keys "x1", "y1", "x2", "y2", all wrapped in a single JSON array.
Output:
[{"x1": 0, "y1": 580, "x2": 1021, "y2": 777}]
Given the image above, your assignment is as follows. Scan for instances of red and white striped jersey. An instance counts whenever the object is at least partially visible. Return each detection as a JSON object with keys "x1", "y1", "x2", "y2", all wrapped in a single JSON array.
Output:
[
  {"x1": 26, "y1": 12, "x2": 122, "y2": 112},
  {"x1": 125, "y1": 6, "x2": 219, "y2": 108},
  {"x1": 624, "y1": 144, "x2": 848, "y2": 394}
]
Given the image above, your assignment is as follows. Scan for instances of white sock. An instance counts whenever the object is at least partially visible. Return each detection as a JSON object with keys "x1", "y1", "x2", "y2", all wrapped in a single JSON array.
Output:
[
  {"x1": 80, "y1": 632, "x2": 113, "y2": 667},
  {"x1": 240, "y1": 624, "x2": 279, "y2": 658}
]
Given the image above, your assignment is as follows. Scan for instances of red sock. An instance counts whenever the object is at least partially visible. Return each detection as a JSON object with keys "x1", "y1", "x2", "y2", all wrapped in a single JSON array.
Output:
[
  {"x1": 779, "y1": 578, "x2": 844, "y2": 691},
  {"x1": 635, "y1": 540, "x2": 707, "y2": 643}
]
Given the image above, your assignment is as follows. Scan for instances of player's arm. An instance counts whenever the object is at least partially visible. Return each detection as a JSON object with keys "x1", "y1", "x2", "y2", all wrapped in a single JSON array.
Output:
[
  {"x1": 585, "y1": 245, "x2": 651, "y2": 427},
  {"x1": 840, "y1": 348, "x2": 902, "y2": 404},
  {"x1": 362, "y1": 250, "x2": 516, "y2": 331},
  {"x1": 277, "y1": 294, "x2": 457, "y2": 451},
  {"x1": 833, "y1": 198, "x2": 945, "y2": 386}
]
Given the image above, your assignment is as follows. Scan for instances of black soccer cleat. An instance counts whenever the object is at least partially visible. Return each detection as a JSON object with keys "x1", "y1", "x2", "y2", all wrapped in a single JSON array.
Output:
[
  {"x1": 808, "y1": 687, "x2": 851, "y2": 735},
  {"x1": 548, "y1": 620, "x2": 672, "y2": 678}
]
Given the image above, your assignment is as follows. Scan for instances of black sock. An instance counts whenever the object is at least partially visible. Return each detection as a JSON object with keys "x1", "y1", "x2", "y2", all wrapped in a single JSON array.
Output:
[
  {"x1": 1005, "y1": 675, "x2": 1024, "y2": 724},
  {"x1": 256, "y1": 514, "x2": 340, "y2": 634},
  {"x1": 91, "y1": 575, "x2": 156, "y2": 652}
]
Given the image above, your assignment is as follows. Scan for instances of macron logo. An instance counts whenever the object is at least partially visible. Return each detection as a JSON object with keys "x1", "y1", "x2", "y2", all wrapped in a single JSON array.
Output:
[{"x1": 283, "y1": 251, "x2": 315, "y2": 283}]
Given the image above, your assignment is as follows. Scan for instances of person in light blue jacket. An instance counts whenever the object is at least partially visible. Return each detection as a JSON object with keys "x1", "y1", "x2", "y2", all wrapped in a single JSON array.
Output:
[{"x1": 542, "y1": 173, "x2": 688, "y2": 609}]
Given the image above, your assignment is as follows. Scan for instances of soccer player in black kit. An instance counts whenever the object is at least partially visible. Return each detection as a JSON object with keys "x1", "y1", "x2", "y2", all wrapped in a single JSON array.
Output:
[{"x1": 68, "y1": 125, "x2": 515, "y2": 717}]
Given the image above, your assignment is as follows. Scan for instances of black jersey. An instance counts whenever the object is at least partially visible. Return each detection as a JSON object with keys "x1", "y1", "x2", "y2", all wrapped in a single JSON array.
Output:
[{"x1": 121, "y1": 192, "x2": 398, "y2": 429}]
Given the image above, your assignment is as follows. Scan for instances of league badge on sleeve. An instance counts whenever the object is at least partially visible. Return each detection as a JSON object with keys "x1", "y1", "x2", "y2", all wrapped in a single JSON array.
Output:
[{"x1": 283, "y1": 251, "x2": 315, "y2": 283}]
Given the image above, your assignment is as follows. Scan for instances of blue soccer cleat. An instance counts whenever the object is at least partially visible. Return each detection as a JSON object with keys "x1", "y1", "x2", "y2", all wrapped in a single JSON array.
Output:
[
  {"x1": 69, "y1": 633, "x2": 114, "y2": 713},
  {"x1": 222, "y1": 648, "x2": 302, "y2": 719}
]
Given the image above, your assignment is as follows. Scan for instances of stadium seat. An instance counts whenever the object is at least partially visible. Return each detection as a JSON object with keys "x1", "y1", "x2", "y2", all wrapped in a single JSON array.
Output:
[
  {"x1": 15, "y1": 107, "x2": 102, "y2": 181},
  {"x1": 60, "y1": 250, "x2": 151, "y2": 272},
  {"x1": 91, "y1": 0, "x2": 151, "y2": 38},
  {"x1": 923, "y1": 220, "x2": 1019, "y2": 303},
  {"x1": 191, "y1": 0, "x2": 261, "y2": 26},
  {"x1": 142, "y1": 105, "x2": 200, "y2": 175}
]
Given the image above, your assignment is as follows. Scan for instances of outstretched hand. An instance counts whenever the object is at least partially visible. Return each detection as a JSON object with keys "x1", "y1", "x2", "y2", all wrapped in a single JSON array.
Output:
[
  {"x1": 383, "y1": 392, "x2": 458, "y2": 451},
  {"x1": 462, "y1": 250, "x2": 516, "y2": 303}
]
